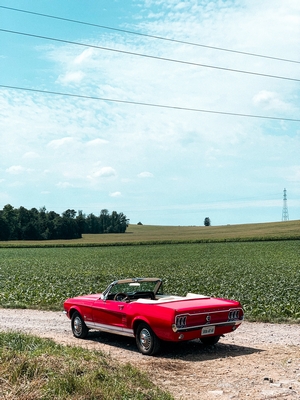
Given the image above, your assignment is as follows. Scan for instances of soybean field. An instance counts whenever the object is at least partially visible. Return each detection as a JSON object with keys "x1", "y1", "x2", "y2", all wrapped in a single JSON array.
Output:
[{"x1": 0, "y1": 240, "x2": 299, "y2": 322}]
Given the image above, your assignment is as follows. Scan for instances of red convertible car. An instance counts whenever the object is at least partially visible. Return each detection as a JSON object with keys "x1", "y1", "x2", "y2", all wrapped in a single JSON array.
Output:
[{"x1": 63, "y1": 277, "x2": 244, "y2": 355}]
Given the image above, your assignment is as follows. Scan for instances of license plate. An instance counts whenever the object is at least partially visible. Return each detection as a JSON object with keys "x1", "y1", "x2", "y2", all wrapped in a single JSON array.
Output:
[{"x1": 201, "y1": 326, "x2": 215, "y2": 335}]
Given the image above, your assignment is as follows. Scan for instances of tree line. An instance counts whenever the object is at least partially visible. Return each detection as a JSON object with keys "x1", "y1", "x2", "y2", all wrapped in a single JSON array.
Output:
[{"x1": 0, "y1": 205, "x2": 129, "y2": 241}]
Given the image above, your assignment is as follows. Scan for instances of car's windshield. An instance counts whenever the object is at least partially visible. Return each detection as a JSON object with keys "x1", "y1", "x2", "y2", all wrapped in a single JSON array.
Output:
[{"x1": 109, "y1": 280, "x2": 161, "y2": 295}]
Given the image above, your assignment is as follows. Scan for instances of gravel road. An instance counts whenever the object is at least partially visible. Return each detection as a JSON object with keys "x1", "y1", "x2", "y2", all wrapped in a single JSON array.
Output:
[{"x1": 0, "y1": 308, "x2": 299, "y2": 399}]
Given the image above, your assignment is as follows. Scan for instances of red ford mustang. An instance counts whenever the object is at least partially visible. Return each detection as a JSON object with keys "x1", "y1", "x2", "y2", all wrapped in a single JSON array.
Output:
[{"x1": 63, "y1": 277, "x2": 244, "y2": 355}]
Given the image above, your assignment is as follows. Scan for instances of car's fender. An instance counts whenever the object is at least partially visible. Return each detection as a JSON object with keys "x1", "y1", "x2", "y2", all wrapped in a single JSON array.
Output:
[
  {"x1": 131, "y1": 313, "x2": 173, "y2": 340},
  {"x1": 132, "y1": 314, "x2": 151, "y2": 326},
  {"x1": 131, "y1": 315, "x2": 154, "y2": 335},
  {"x1": 67, "y1": 305, "x2": 83, "y2": 319}
]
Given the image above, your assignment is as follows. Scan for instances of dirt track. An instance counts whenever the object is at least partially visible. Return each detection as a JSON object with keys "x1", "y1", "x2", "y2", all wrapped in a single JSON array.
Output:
[{"x1": 0, "y1": 308, "x2": 299, "y2": 399}]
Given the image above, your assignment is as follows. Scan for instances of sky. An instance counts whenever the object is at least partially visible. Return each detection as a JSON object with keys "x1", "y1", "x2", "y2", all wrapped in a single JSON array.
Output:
[{"x1": 0, "y1": 0, "x2": 299, "y2": 226}]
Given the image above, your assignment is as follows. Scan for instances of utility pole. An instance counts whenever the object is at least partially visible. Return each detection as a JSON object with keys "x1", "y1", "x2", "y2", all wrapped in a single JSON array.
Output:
[{"x1": 282, "y1": 188, "x2": 289, "y2": 221}]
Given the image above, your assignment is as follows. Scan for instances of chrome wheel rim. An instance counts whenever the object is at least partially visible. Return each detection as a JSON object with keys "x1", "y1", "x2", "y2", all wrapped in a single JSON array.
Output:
[
  {"x1": 73, "y1": 316, "x2": 82, "y2": 336},
  {"x1": 139, "y1": 328, "x2": 152, "y2": 352}
]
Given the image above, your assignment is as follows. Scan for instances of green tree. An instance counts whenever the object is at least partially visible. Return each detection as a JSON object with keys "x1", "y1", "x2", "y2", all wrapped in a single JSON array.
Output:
[
  {"x1": 85, "y1": 213, "x2": 100, "y2": 234},
  {"x1": 100, "y1": 209, "x2": 109, "y2": 233},
  {"x1": 0, "y1": 212, "x2": 10, "y2": 240},
  {"x1": 76, "y1": 210, "x2": 86, "y2": 234},
  {"x1": 2, "y1": 204, "x2": 18, "y2": 240},
  {"x1": 204, "y1": 217, "x2": 211, "y2": 226},
  {"x1": 62, "y1": 209, "x2": 77, "y2": 219},
  {"x1": 0, "y1": 205, "x2": 128, "y2": 240}
]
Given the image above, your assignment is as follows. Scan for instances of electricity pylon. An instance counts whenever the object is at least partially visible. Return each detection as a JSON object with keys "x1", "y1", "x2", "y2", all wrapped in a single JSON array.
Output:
[{"x1": 282, "y1": 188, "x2": 289, "y2": 221}]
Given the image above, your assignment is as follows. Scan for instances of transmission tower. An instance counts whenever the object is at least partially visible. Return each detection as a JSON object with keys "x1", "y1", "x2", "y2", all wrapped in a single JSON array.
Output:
[{"x1": 282, "y1": 188, "x2": 289, "y2": 221}]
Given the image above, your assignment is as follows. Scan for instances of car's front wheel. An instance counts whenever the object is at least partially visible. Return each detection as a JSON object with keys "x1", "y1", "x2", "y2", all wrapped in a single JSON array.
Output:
[
  {"x1": 71, "y1": 311, "x2": 89, "y2": 339},
  {"x1": 135, "y1": 322, "x2": 161, "y2": 356},
  {"x1": 200, "y1": 335, "x2": 220, "y2": 345}
]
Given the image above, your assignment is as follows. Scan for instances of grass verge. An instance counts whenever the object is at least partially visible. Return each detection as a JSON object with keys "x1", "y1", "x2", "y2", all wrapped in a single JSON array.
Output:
[{"x1": 0, "y1": 332, "x2": 173, "y2": 400}]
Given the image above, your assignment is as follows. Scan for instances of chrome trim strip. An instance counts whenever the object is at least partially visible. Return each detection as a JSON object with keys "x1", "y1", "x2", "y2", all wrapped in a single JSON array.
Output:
[
  {"x1": 175, "y1": 307, "x2": 244, "y2": 331},
  {"x1": 85, "y1": 321, "x2": 135, "y2": 338},
  {"x1": 176, "y1": 307, "x2": 243, "y2": 318},
  {"x1": 176, "y1": 320, "x2": 242, "y2": 332}
]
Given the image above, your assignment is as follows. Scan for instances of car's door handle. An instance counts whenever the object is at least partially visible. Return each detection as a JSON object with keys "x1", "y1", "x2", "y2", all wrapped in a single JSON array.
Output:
[{"x1": 118, "y1": 305, "x2": 124, "y2": 310}]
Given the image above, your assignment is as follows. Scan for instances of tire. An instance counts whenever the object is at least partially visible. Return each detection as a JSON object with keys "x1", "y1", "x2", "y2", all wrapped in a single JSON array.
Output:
[
  {"x1": 200, "y1": 335, "x2": 220, "y2": 345},
  {"x1": 135, "y1": 323, "x2": 161, "y2": 356},
  {"x1": 71, "y1": 311, "x2": 89, "y2": 339}
]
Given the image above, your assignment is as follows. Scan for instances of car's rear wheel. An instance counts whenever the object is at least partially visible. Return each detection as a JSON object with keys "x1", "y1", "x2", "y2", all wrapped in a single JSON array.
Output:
[
  {"x1": 135, "y1": 322, "x2": 161, "y2": 356},
  {"x1": 200, "y1": 335, "x2": 220, "y2": 345},
  {"x1": 71, "y1": 311, "x2": 89, "y2": 339}
]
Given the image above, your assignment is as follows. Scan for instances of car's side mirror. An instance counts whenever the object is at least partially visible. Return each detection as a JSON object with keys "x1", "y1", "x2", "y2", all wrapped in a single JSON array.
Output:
[{"x1": 100, "y1": 294, "x2": 106, "y2": 301}]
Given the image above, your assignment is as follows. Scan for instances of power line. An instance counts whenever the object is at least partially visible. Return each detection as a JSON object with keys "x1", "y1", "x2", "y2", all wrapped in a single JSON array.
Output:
[
  {"x1": 1, "y1": 28, "x2": 300, "y2": 83},
  {"x1": 1, "y1": 84, "x2": 299, "y2": 122},
  {"x1": 1, "y1": 4, "x2": 299, "y2": 65}
]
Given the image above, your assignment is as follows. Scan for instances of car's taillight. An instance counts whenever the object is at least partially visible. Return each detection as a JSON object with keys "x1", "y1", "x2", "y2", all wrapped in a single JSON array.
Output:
[
  {"x1": 175, "y1": 315, "x2": 187, "y2": 329},
  {"x1": 228, "y1": 309, "x2": 240, "y2": 320}
]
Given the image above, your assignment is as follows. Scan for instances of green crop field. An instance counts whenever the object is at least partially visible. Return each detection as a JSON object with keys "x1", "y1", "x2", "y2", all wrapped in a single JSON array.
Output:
[{"x1": 0, "y1": 239, "x2": 299, "y2": 322}]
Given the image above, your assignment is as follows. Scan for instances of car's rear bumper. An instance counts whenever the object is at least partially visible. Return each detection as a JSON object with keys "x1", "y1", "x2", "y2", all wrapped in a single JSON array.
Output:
[{"x1": 157, "y1": 320, "x2": 243, "y2": 342}]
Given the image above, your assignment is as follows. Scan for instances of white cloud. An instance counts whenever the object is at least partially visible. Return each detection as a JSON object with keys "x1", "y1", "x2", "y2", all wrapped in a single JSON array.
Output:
[
  {"x1": 253, "y1": 91, "x2": 291, "y2": 112},
  {"x1": 22, "y1": 151, "x2": 40, "y2": 159},
  {"x1": 89, "y1": 167, "x2": 117, "y2": 179},
  {"x1": 138, "y1": 172, "x2": 154, "y2": 178},
  {"x1": 56, "y1": 182, "x2": 74, "y2": 189},
  {"x1": 47, "y1": 137, "x2": 77, "y2": 149},
  {"x1": 86, "y1": 138, "x2": 109, "y2": 146},
  {"x1": 6, "y1": 166, "x2": 27, "y2": 174},
  {"x1": 110, "y1": 191, "x2": 122, "y2": 197},
  {"x1": 57, "y1": 71, "x2": 85, "y2": 84},
  {"x1": 74, "y1": 48, "x2": 94, "y2": 65}
]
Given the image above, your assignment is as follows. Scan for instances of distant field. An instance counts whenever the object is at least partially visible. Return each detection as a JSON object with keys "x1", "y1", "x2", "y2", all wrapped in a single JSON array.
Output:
[{"x1": 0, "y1": 220, "x2": 299, "y2": 247}]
